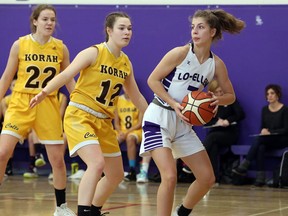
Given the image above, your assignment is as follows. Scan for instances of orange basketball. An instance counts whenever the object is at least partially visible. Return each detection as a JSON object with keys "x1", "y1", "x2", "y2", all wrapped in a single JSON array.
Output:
[{"x1": 181, "y1": 91, "x2": 215, "y2": 126}]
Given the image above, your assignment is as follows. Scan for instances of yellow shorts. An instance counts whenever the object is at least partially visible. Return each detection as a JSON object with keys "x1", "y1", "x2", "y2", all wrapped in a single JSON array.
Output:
[
  {"x1": 64, "y1": 105, "x2": 120, "y2": 157},
  {"x1": 1, "y1": 91, "x2": 63, "y2": 144},
  {"x1": 116, "y1": 129, "x2": 142, "y2": 144}
]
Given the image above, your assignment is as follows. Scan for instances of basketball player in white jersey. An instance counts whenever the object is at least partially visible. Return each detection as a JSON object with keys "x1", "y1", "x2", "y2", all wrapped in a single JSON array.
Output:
[{"x1": 140, "y1": 9, "x2": 245, "y2": 216}]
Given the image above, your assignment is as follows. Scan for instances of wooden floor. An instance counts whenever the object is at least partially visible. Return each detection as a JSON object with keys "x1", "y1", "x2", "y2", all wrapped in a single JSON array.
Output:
[{"x1": 1, "y1": 175, "x2": 288, "y2": 216}]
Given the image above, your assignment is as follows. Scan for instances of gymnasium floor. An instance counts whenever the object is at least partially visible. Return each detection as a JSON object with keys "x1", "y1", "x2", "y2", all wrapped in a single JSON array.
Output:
[{"x1": 1, "y1": 175, "x2": 288, "y2": 216}]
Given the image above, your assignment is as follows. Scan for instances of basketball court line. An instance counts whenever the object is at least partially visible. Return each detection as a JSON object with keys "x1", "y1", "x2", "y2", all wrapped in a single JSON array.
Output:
[{"x1": 248, "y1": 206, "x2": 288, "y2": 216}]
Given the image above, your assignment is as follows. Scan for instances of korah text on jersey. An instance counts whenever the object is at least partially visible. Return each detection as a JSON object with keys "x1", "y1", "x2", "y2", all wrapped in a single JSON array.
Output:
[
  {"x1": 24, "y1": 54, "x2": 58, "y2": 63},
  {"x1": 120, "y1": 107, "x2": 137, "y2": 113},
  {"x1": 100, "y1": 65, "x2": 128, "y2": 79}
]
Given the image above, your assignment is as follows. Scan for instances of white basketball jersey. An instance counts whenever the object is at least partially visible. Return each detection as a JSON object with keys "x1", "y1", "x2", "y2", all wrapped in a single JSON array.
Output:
[{"x1": 155, "y1": 43, "x2": 215, "y2": 107}]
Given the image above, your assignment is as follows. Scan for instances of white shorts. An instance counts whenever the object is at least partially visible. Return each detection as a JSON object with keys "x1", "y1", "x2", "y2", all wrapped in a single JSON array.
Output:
[{"x1": 139, "y1": 103, "x2": 205, "y2": 159}]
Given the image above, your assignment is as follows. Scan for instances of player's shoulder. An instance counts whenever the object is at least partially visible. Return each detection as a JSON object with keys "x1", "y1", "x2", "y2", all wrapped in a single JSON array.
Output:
[
  {"x1": 170, "y1": 44, "x2": 190, "y2": 55},
  {"x1": 213, "y1": 53, "x2": 225, "y2": 67},
  {"x1": 166, "y1": 44, "x2": 190, "y2": 63}
]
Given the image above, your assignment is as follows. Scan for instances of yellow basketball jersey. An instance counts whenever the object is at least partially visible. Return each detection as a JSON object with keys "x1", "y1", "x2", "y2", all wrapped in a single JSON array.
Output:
[
  {"x1": 116, "y1": 94, "x2": 140, "y2": 131},
  {"x1": 13, "y1": 34, "x2": 64, "y2": 95},
  {"x1": 70, "y1": 42, "x2": 131, "y2": 118}
]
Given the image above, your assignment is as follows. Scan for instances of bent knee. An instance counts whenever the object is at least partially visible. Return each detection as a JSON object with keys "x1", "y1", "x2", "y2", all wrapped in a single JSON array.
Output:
[
  {"x1": 198, "y1": 172, "x2": 215, "y2": 188},
  {"x1": 161, "y1": 172, "x2": 178, "y2": 187},
  {"x1": 0, "y1": 150, "x2": 10, "y2": 162},
  {"x1": 87, "y1": 159, "x2": 105, "y2": 175}
]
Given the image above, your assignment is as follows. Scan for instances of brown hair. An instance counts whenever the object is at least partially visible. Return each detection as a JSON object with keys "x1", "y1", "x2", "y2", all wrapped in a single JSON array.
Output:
[
  {"x1": 192, "y1": 9, "x2": 245, "y2": 42},
  {"x1": 265, "y1": 84, "x2": 282, "y2": 100},
  {"x1": 30, "y1": 4, "x2": 56, "y2": 33},
  {"x1": 104, "y1": 11, "x2": 131, "y2": 42}
]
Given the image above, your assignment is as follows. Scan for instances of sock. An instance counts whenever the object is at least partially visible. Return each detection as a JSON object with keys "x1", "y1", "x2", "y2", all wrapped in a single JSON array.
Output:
[
  {"x1": 128, "y1": 160, "x2": 136, "y2": 169},
  {"x1": 54, "y1": 188, "x2": 66, "y2": 207},
  {"x1": 140, "y1": 162, "x2": 149, "y2": 173},
  {"x1": 90, "y1": 205, "x2": 102, "y2": 216},
  {"x1": 239, "y1": 159, "x2": 250, "y2": 170},
  {"x1": 177, "y1": 204, "x2": 192, "y2": 216},
  {"x1": 29, "y1": 156, "x2": 36, "y2": 166},
  {"x1": 77, "y1": 205, "x2": 90, "y2": 216}
]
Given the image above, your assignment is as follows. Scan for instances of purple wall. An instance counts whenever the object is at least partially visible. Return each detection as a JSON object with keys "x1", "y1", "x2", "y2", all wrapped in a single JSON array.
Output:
[{"x1": 1, "y1": 4, "x2": 288, "y2": 147}]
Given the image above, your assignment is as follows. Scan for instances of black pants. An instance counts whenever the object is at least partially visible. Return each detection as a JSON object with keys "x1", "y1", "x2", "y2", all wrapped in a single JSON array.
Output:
[
  {"x1": 203, "y1": 130, "x2": 238, "y2": 182},
  {"x1": 246, "y1": 135, "x2": 288, "y2": 171}
]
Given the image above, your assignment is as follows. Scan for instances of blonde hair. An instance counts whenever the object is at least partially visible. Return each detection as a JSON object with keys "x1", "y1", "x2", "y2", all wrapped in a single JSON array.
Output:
[{"x1": 208, "y1": 80, "x2": 219, "y2": 92}]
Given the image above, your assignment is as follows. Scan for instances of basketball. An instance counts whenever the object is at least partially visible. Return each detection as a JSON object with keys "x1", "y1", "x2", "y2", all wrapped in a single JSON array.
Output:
[{"x1": 181, "y1": 90, "x2": 215, "y2": 126}]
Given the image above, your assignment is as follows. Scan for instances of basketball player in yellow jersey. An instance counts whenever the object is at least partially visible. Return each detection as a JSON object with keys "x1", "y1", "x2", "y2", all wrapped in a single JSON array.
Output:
[
  {"x1": 114, "y1": 91, "x2": 143, "y2": 181},
  {"x1": 30, "y1": 12, "x2": 148, "y2": 216},
  {"x1": 0, "y1": 4, "x2": 76, "y2": 216}
]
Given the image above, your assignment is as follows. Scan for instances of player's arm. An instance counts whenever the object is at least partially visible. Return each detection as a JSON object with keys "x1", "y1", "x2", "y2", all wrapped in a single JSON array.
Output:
[
  {"x1": 30, "y1": 47, "x2": 98, "y2": 108},
  {"x1": 61, "y1": 44, "x2": 76, "y2": 94},
  {"x1": 124, "y1": 63, "x2": 148, "y2": 114},
  {"x1": 147, "y1": 45, "x2": 189, "y2": 121},
  {"x1": 0, "y1": 40, "x2": 19, "y2": 101},
  {"x1": 213, "y1": 55, "x2": 236, "y2": 106}
]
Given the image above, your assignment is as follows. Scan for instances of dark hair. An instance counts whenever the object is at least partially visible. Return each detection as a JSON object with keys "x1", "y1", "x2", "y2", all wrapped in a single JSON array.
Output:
[
  {"x1": 104, "y1": 12, "x2": 131, "y2": 42},
  {"x1": 265, "y1": 84, "x2": 282, "y2": 100},
  {"x1": 30, "y1": 4, "x2": 56, "y2": 33},
  {"x1": 192, "y1": 9, "x2": 245, "y2": 42}
]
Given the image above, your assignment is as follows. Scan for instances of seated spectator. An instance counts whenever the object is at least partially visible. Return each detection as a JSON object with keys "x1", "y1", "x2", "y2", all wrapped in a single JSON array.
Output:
[
  {"x1": 203, "y1": 80, "x2": 245, "y2": 183},
  {"x1": 114, "y1": 88, "x2": 151, "y2": 182},
  {"x1": 233, "y1": 84, "x2": 288, "y2": 186}
]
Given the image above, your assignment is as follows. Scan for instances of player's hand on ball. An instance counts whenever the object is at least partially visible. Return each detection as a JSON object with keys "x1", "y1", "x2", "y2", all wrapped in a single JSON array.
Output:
[
  {"x1": 172, "y1": 102, "x2": 190, "y2": 123},
  {"x1": 208, "y1": 91, "x2": 219, "y2": 115}
]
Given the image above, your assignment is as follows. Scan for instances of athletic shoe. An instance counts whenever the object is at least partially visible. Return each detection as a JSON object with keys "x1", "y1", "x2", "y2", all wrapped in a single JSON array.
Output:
[
  {"x1": 23, "y1": 167, "x2": 38, "y2": 178},
  {"x1": 35, "y1": 153, "x2": 46, "y2": 167},
  {"x1": 68, "y1": 169, "x2": 85, "y2": 180},
  {"x1": 124, "y1": 169, "x2": 136, "y2": 182},
  {"x1": 136, "y1": 170, "x2": 148, "y2": 183},
  {"x1": 100, "y1": 212, "x2": 110, "y2": 215},
  {"x1": 232, "y1": 167, "x2": 247, "y2": 176},
  {"x1": 149, "y1": 172, "x2": 161, "y2": 182},
  {"x1": 182, "y1": 164, "x2": 192, "y2": 174},
  {"x1": 54, "y1": 203, "x2": 76, "y2": 216},
  {"x1": 48, "y1": 172, "x2": 53, "y2": 180},
  {"x1": 5, "y1": 160, "x2": 13, "y2": 176},
  {"x1": 172, "y1": 205, "x2": 181, "y2": 216}
]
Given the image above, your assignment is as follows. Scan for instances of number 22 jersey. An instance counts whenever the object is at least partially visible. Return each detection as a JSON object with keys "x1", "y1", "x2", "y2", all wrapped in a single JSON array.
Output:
[{"x1": 13, "y1": 34, "x2": 64, "y2": 96}]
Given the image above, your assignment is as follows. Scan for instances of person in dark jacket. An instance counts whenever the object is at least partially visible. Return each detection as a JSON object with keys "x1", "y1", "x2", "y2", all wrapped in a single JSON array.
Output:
[
  {"x1": 183, "y1": 79, "x2": 245, "y2": 183},
  {"x1": 203, "y1": 80, "x2": 245, "y2": 183},
  {"x1": 233, "y1": 84, "x2": 288, "y2": 186}
]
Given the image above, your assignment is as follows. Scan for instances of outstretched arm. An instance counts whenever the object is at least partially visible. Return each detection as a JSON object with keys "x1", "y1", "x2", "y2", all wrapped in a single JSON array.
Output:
[{"x1": 30, "y1": 47, "x2": 98, "y2": 108}]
